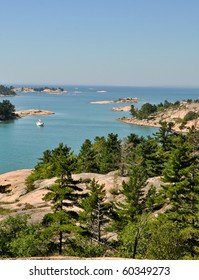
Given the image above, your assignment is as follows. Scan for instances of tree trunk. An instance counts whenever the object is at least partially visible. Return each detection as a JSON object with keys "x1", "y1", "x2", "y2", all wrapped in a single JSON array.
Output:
[{"x1": 59, "y1": 231, "x2": 63, "y2": 255}]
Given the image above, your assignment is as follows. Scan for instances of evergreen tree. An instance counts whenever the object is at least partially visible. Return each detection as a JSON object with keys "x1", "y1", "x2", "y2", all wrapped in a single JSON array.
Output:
[
  {"x1": 136, "y1": 102, "x2": 157, "y2": 119},
  {"x1": 120, "y1": 134, "x2": 144, "y2": 175},
  {"x1": 0, "y1": 100, "x2": 15, "y2": 121},
  {"x1": 26, "y1": 143, "x2": 77, "y2": 189},
  {"x1": 112, "y1": 165, "x2": 154, "y2": 258},
  {"x1": 79, "y1": 179, "x2": 111, "y2": 244},
  {"x1": 77, "y1": 139, "x2": 98, "y2": 172},
  {"x1": 162, "y1": 137, "x2": 199, "y2": 258},
  {"x1": 41, "y1": 143, "x2": 83, "y2": 255},
  {"x1": 43, "y1": 176, "x2": 83, "y2": 255},
  {"x1": 118, "y1": 165, "x2": 147, "y2": 223},
  {"x1": 130, "y1": 137, "x2": 165, "y2": 177},
  {"x1": 92, "y1": 136, "x2": 106, "y2": 170},
  {"x1": 99, "y1": 133, "x2": 122, "y2": 173},
  {"x1": 155, "y1": 121, "x2": 175, "y2": 151}
]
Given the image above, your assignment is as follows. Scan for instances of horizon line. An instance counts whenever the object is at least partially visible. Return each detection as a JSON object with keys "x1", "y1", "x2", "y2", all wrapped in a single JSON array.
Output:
[{"x1": 2, "y1": 82, "x2": 199, "y2": 89}]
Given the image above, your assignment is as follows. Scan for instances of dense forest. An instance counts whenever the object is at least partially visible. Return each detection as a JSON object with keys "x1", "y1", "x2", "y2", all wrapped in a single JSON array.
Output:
[
  {"x1": 1, "y1": 123, "x2": 199, "y2": 259},
  {"x1": 0, "y1": 85, "x2": 16, "y2": 96}
]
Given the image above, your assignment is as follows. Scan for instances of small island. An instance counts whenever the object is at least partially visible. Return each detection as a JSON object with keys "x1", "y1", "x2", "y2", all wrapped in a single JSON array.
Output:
[
  {"x1": 119, "y1": 99, "x2": 199, "y2": 132},
  {"x1": 12, "y1": 86, "x2": 66, "y2": 94},
  {"x1": 89, "y1": 97, "x2": 138, "y2": 104},
  {"x1": 112, "y1": 106, "x2": 132, "y2": 112},
  {"x1": 0, "y1": 99, "x2": 54, "y2": 122},
  {"x1": 15, "y1": 109, "x2": 54, "y2": 118}
]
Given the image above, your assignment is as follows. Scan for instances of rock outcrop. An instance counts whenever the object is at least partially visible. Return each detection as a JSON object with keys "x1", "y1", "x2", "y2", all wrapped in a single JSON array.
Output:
[
  {"x1": 15, "y1": 109, "x2": 54, "y2": 118},
  {"x1": 0, "y1": 169, "x2": 165, "y2": 223},
  {"x1": 119, "y1": 101, "x2": 199, "y2": 132},
  {"x1": 0, "y1": 170, "x2": 128, "y2": 223},
  {"x1": 0, "y1": 169, "x2": 164, "y2": 224}
]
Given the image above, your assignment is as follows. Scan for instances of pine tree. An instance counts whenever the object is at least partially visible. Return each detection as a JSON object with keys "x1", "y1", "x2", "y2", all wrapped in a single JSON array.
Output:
[
  {"x1": 43, "y1": 177, "x2": 83, "y2": 255},
  {"x1": 77, "y1": 139, "x2": 98, "y2": 172},
  {"x1": 26, "y1": 143, "x2": 78, "y2": 189},
  {"x1": 120, "y1": 133, "x2": 144, "y2": 175},
  {"x1": 79, "y1": 179, "x2": 111, "y2": 244},
  {"x1": 99, "y1": 133, "x2": 122, "y2": 173},
  {"x1": 112, "y1": 165, "x2": 154, "y2": 258},
  {"x1": 42, "y1": 143, "x2": 83, "y2": 255},
  {"x1": 155, "y1": 121, "x2": 175, "y2": 151},
  {"x1": 162, "y1": 137, "x2": 199, "y2": 258}
]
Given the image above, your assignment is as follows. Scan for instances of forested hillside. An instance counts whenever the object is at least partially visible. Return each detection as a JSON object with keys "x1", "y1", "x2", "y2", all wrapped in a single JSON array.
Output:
[{"x1": 0, "y1": 123, "x2": 199, "y2": 259}]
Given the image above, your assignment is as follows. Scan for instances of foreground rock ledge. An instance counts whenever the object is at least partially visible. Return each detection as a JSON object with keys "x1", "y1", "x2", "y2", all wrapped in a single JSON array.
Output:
[
  {"x1": 0, "y1": 169, "x2": 128, "y2": 223},
  {"x1": 0, "y1": 169, "x2": 164, "y2": 224}
]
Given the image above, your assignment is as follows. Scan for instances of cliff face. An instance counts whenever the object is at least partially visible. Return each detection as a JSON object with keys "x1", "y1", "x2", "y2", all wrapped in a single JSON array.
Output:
[{"x1": 119, "y1": 102, "x2": 199, "y2": 132}]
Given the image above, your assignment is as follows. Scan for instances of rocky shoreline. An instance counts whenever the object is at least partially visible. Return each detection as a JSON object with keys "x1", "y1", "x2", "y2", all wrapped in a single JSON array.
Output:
[
  {"x1": 12, "y1": 87, "x2": 66, "y2": 94},
  {"x1": 118, "y1": 101, "x2": 199, "y2": 132},
  {"x1": 15, "y1": 109, "x2": 54, "y2": 118},
  {"x1": 112, "y1": 106, "x2": 131, "y2": 112},
  {"x1": 89, "y1": 97, "x2": 138, "y2": 105}
]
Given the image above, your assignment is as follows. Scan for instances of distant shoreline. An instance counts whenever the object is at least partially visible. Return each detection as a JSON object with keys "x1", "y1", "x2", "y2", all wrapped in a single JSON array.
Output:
[
  {"x1": 12, "y1": 86, "x2": 66, "y2": 94},
  {"x1": 0, "y1": 94, "x2": 16, "y2": 97},
  {"x1": 89, "y1": 97, "x2": 138, "y2": 105}
]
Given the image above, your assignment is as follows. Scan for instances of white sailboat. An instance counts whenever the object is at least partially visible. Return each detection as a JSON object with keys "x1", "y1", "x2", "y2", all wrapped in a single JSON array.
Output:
[{"x1": 36, "y1": 119, "x2": 44, "y2": 126}]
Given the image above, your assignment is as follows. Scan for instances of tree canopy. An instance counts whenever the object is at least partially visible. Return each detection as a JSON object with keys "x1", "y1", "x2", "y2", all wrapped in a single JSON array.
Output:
[{"x1": 0, "y1": 100, "x2": 15, "y2": 121}]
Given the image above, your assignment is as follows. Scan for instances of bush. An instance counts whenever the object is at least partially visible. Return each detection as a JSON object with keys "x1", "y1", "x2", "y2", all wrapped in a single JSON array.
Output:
[
  {"x1": 184, "y1": 111, "x2": 198, "y2": 122},
  {"x1": 145, "y1": 220, "x2": 185, "y2": 260}
]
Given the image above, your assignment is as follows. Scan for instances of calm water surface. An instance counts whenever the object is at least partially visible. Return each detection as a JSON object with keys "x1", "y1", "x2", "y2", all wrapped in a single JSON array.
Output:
[{"x1": 0, "y1": 86, "x2": 199, "y2": 174}]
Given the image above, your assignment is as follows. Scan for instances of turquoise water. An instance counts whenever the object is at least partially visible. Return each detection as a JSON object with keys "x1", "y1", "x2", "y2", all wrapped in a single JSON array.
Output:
[{"x1": 0, "y1": 86, "x2": 199, "y2": 174}]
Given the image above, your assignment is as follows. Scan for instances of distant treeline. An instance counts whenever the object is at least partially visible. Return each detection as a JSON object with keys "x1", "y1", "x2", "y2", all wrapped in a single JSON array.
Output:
[
  {"x1": 0, "y1": 85, "x2": 16, "y2": 96},
  {"x1": 32, "y1": 86, "x2": 64, "y2": 92}
]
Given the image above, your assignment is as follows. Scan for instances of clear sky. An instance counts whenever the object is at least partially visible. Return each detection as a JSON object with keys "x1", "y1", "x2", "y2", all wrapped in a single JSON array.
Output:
[{"x1": 0, "y1": 0, "x2": 199, "y2": 87}]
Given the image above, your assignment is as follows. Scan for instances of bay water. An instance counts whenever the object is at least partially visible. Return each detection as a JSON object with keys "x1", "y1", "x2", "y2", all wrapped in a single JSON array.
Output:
[{"x1": 0, "y1": 86, "x2": 199, "y2": 174}]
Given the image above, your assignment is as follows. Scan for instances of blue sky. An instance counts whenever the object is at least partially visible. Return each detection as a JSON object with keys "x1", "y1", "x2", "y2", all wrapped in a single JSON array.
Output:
[{"x1": 0, "y1": 0, "x2": 199, "y2": 86}]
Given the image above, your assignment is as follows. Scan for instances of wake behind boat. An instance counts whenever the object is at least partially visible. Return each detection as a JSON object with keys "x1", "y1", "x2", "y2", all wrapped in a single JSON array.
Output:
[{"x1": 36, "y1": 119, "x2": 44, "y2": 126}]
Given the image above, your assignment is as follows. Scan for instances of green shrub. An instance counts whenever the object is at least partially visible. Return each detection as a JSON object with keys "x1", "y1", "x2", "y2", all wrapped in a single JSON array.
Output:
[{"x1": 184, "y1": 111, "x2": 198, "y2": 122}]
